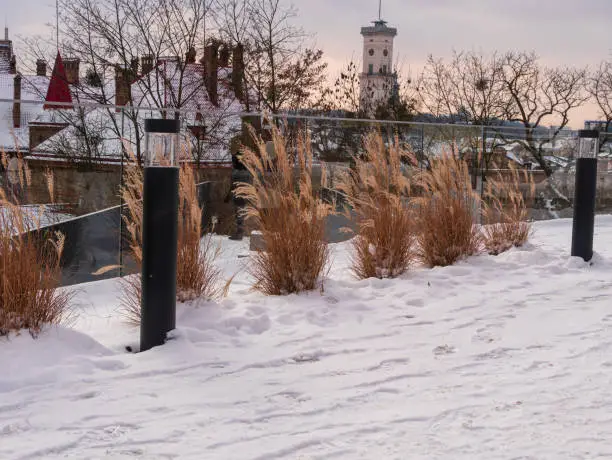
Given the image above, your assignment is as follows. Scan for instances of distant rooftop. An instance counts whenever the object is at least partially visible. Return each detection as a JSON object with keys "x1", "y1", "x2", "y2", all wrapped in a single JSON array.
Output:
[{"x1": 361, "y1": 20, "x2": 397, "y2": 37}]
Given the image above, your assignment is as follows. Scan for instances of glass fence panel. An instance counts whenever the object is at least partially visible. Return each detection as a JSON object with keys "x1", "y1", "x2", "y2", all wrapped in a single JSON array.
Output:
[{"x1": 1, "y1": 96, "x2": 610, "y2": 285}]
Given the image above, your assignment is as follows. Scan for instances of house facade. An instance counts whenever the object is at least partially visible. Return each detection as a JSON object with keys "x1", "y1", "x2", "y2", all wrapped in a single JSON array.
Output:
[{"x1": 1, "y1": 30, "x2": 248, "y2": 165}]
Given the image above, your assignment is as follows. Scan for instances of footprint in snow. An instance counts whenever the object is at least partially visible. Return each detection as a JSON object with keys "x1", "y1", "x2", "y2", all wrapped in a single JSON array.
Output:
[
  {"x1": 291, "y1": 353, "x2": 322, "y2": 364},
  {"x1": 433, "y1": 345, "x2": 456, "y2": 356}
]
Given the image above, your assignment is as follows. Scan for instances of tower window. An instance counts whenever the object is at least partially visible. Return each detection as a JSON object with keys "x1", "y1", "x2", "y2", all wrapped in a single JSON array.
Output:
[
  {"x1": 383, "y1": 49, "x2": 389, "y2": 57},
  {"x1": 369, "y1": 49, "x2": 374, "y2": 56},
  {"x1": 368, "y1": 64, "x2": 374, "y2": 75},
  {"x1": 382, "y1": 65, "x2": 387, "y2": 74}
]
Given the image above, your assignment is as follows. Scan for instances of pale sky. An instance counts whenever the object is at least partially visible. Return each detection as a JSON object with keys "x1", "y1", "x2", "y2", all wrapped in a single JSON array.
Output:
[{"x1": 5, "y1": 0, "x2": 611, "y2": 127}]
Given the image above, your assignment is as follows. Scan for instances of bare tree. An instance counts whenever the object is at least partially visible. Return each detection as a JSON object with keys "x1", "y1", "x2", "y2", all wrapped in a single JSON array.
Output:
[
  {"x1": 590, "y1": 58, "x2": 612, "y2": 149},
  {"x1": 215, "y1": 0, "x2": 327, "y2": 113},
  {"x1": 499, "y1": 51, "x2": 588, "y2": 178},
  {"x1": 416, "y1": 51, "x2": 507, "y2": 126},
  {"x1": 324, "y1": 60, "x2": 417, "y2": 120},
  {"x1": 21, "y1": 0, "x2": 243, "y2": 165},
  {"x1": 414, "y1": 51, "x2": 511, "y2": 171}
]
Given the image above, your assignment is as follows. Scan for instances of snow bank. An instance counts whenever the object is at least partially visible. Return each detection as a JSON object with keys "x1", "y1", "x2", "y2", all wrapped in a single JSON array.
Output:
[
  {"x1": 0, "y1": 327, "x2": 117, "y2": 394},
  {"x1": 2, "y1": 217, "x2": 612, "y2": 459}
]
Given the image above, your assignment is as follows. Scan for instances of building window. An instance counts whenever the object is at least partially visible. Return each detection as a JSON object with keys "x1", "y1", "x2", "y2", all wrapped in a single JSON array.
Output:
[
  {"x1": 382, "y1": 65, "x2": 387, "y2": 74},
  {"x1": 368, "y1": 64, "x2": 374, "y2": 75},
  {"x1": 383, "y1": 49, "x2": 389, "y2": 57},
  {"x1": 369, "y1": 49, "x2": 374, "y2": 56}
]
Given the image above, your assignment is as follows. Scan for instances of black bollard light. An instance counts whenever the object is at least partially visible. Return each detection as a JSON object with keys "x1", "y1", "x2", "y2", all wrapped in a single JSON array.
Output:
[
  {"x1": 571, "y1": 129, "x2": 600, "y2": 262},
  {"x1": 140, "y1": 118, "x2": 180, "y2": 352}
]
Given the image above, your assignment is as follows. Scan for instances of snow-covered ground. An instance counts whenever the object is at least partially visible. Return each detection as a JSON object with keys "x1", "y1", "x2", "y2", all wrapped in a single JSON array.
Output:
[{"x1": 2, "y1": 218, "x2": 612, "y2": 459}]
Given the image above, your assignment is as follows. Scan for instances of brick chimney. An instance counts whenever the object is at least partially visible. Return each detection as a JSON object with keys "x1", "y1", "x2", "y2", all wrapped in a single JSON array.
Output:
[
  {"x1": 130, "y1": 57, "x2": 139, "y2": 77},
  {"x1": 141, "y1": 55, "x2": 154, "y2": 75},
  {"x1": 232, "y1": 43, "x2": 245, "y2": 102},
  {"x1": 0, "y1": 27, "x2": 15, "y2": 73},
  {"x1": 219, "y1": 46, "x2": 230, "y2": 67},
  {"x1": 203, "y1": 43, "x2": 219, "y2": 106},
  {"x1": 36, "y1": 59, "x2": 47, "y2": 76},
  {"x1": 63, "y1": 58, "x2": 80, "y2": 84},
  {"x1": 13, "y1": 74, "x2": 21, "y2": 128},
  {"x1": 115, "y1": 65, "x2": 132, "y2": 110},
  {"x1": 186, "y1": 47, "x2": 196, "y2": 64}
]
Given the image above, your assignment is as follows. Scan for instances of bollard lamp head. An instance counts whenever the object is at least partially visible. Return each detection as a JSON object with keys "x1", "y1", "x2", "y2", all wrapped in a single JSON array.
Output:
[
  {"x1": 577, "y1": 129, "x2": 599, "y2": 159},
  {"x1": 144, "y1": 118, "x2": 180, "y2": 167}
]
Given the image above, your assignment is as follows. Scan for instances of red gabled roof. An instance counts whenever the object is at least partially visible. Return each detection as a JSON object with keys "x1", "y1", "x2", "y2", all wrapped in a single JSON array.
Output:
[{"x1": 44, "y1": 51, "x2": 73, "y2": 110}]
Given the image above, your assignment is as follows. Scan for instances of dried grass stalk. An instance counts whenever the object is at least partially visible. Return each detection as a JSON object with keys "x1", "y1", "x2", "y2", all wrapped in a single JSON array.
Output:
[
  {"x1": 415, "y1": 153, "x2": 482, "y2": 267},
  {"x1": 177, "y1": 164, "x2": 223, "y2": 302},
  {"x1": 482, "y1": 164, "x2": 535, "y2": 255},
  {"x1": 119, "y1": 151, "x2": 223, "y2": 325},
  {"x1": 235, "y1": 125, "x2": 333, "y2": 295},
  {"x1": 0, "y1": 153, "x2": 71, "y2": 337},
  {"x1": 337, "y1": 132, "x2": 416, "y2": 279}
]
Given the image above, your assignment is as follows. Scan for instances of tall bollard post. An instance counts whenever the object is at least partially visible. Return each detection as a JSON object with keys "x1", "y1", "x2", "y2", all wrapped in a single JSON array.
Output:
[
  {"x1": 140, "y1": 118, "x2": 180, "y2": 352},
  {"x1": 571, "y1": 129, "x2": 600, "y2": 262}
]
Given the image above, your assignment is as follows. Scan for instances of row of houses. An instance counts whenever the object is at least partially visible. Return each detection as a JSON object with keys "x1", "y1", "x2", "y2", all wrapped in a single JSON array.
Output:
[{"x1": 0, "y1": 28, "x2": 250, "y2": 166}]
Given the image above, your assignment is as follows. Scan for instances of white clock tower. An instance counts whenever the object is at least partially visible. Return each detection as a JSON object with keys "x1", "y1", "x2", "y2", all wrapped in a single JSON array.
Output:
[{"x1": 360, "y1": 5, "x2": 397, "y2": 113}]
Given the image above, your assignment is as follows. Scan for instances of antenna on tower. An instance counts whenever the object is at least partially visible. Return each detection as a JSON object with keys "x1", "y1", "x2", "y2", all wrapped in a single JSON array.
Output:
[
  {"x1": 378, "y1": 0, "x2": 382, "y2": 20},
  {"x1": 55, "y1": 0, "x2": 59, "y2": 50}
]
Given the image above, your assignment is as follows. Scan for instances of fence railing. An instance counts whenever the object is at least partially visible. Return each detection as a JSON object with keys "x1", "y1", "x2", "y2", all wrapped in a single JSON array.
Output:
[{"x1": 1, "y1": 98, "x2": 612, "y2": 285}]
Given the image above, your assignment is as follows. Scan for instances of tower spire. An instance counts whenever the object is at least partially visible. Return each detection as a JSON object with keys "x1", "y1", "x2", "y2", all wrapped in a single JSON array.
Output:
[
  {"x1": 378, "y1": 0, "x2": 382, "y2": 20},
  {"x1": 56, "y1": 0, "x2": 59, "y2": 50}
]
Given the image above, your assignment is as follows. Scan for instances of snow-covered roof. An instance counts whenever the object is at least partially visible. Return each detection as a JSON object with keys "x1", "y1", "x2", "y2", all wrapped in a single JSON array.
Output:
[
  {"x1": 0, "y1": 74, "x2": 49, "y2": 151},
  {"x1": 33, "y1": 59, "x2": 245, "y2": 162},
  {"x1": 505, "y1": 151, "x2": 524, "y2": 165}
]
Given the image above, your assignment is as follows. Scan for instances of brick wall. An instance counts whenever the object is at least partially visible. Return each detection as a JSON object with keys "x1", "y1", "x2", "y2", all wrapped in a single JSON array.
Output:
[
  {"x1": 29, "y1": 124, "x2": 69, "y2": 150},
  {"x1": 20, "y1": 161, "x2": 233, "y2": 225}
]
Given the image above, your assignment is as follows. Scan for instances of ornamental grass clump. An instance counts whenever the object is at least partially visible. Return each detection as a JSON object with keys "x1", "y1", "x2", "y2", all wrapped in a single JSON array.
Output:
[
  {"x1": 235, "y1": 125, "x2": 333, "y2": 295},
  {"x1": 119, "y1": 149, "x2": 223, "y2": 324},
  {"x1": 0, "y1": 152, "x2": 71, "y2": 337},
  {"x1": 337, "y1": 132, "x2": 416, "y2": 279},
  {"x1": 415, "y1": 153, "x2": 482, "y2": 267},
  {"x1": 482, "y1": 163, "x2": 535, "y2": 255}
]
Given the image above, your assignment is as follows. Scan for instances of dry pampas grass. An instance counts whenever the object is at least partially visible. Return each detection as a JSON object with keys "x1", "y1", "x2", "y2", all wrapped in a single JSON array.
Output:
[
  {"x1": 234, "y1": 124, "x2": 333, "y2": 295},
  {"x1": 119, "y1": 147, "x2": 223, "y2": 325},
  {"x1": 337, "y1": 132, "x2": 416, "y2": 279},
  {"x1": 415, "y1": 153, "x2": 482, "y2": 267},
  {"x1": 0, "y1": 151, "x2": 71, "y2": 336},
  {"x1": 482, "y1": 164, "x2": 535, "y2": 255}
]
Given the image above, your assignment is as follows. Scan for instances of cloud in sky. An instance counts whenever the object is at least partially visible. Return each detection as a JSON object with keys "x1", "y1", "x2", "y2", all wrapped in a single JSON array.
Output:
[{"x1": 6, "y1": 0, "x2": 611, "y2": 126}]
